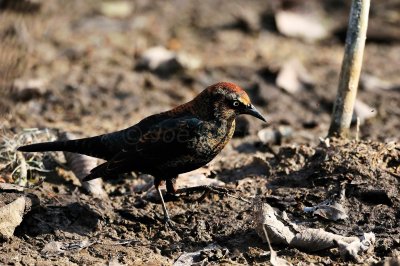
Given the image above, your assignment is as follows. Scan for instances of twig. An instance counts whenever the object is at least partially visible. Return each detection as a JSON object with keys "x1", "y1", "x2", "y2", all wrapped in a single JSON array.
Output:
[
  {"x1": 356, "y1": 117, "x2": 360, "y2": 141},
  {"x1": 16, "y1": 151, "x2": 27, "y2": 186},
  {"x1": 262, "y1": 225, "x2": 292, "y2": 266},
  {"x1": 328, "y1": 0, "x2": 370, "y2": 137}
]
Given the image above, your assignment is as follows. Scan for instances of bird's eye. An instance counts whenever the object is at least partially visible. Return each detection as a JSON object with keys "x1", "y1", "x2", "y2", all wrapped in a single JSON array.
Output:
[{"x1": 233, "y1": 101, "x2": 240, "y2": 107}]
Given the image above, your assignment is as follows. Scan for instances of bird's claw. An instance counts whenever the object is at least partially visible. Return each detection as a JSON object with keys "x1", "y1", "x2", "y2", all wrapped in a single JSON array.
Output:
[
  {"x1": 176, "y1": 185, "x2": 236, "y2": 197},
  {"x1": 163, "y1": 217, "x2": 176, "y2": 230}
]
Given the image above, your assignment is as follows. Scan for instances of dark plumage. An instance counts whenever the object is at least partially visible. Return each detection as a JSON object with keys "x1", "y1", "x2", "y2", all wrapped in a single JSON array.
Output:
[{"x1": 18, "y1": 82, "x2": 266, "y2": 223}]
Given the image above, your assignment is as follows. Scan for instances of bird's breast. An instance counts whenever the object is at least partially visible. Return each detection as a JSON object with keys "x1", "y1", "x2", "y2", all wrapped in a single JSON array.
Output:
[
  {"x1": 195, "y1": 119, "x2": 236, "y2": 158},
  {"x1": 144, "y1": 119, "x2": 236, "y2": 176}
]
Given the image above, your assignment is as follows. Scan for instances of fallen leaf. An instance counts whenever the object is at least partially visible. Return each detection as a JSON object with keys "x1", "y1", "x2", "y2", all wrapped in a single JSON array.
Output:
[
  {"x1": 254, "y1": 200, "x2": 375, "y2": 257},
  {"x1": 353, "y1": 99, "x2": 377, "y2": 125},
  {"x1": 275, "y1": 11, "x2": 329, "y2": 41},
  {"x1": 276, "y1": 59, "x2": 313, "y2": 94},
  {"x1": 336, "y1": 233, "x2": 375, "y2": 263},
  {"x1": 360, "y1": 73, "x2": 395, "y2": 92}
]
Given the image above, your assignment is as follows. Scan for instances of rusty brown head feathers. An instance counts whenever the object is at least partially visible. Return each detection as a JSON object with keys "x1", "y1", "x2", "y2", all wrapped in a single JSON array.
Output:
[{"x1": 188, "y1": 82, "x2": 267, "y2": 122}]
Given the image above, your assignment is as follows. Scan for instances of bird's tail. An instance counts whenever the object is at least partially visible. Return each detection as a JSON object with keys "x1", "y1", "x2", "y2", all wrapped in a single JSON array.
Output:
[
  {"x1": 18, "y1": 140, "x2": 72, "y2": 153},
  {"x1": 17, "y1": 136, "x2": 112, "y2": 160},
  {"x1": 82, "y1": 171, "x2": 99, "y2": 182},
  {"x1": 82, "y1": 162, "x2": 108, "y2": 182}
]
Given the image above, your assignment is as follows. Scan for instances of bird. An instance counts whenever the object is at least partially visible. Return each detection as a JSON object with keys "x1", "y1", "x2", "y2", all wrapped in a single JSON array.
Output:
[{"x1": 18, "y1": 82, "x2": 267, "y2": 224}]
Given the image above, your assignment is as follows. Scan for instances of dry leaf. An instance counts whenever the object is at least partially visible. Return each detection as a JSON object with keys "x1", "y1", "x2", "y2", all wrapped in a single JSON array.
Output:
[
  {"x1": 353, "y1": 99, "x2": 377, "y2": 125},
  {"x1": 253, "y1": 200, "x2": 375, "y2": 261},
  {"x1": 276, "y1": 59, "x2": 313, "y2": 94},
  {"x1": 275, "y1": 11, "x2": 329, "y2": 41},
  {"x1": 304, "y1": 201, "x2": 348, "y2": 221}
]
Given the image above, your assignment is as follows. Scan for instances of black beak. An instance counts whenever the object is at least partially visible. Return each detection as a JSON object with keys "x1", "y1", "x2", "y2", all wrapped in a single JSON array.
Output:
[{"x1": 244, "y1": 104, "x2": 267, "y2": 122}]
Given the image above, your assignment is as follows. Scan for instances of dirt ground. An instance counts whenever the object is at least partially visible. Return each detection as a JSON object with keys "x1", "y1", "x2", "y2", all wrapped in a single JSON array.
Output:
[{"x1": 1, "y1": 0, "x2": 400, "y2": 265}]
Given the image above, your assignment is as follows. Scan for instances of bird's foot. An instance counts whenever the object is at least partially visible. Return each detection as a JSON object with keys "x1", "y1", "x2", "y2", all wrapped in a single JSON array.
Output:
[
  {"x1": 163, "y1": 216, "x2": 176, "y2": 230},
  {"x1": 176, "y1": 185, "x2": 235, "y2": 199}
]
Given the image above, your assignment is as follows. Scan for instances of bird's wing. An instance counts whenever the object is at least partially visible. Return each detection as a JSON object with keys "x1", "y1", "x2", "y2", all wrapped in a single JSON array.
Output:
[
  {"x1": 87, "y1": 116, "x2": 204, "y2": 178},
  {"x1": 98, "y1": 112, "x2": 177, "y2": 153}
]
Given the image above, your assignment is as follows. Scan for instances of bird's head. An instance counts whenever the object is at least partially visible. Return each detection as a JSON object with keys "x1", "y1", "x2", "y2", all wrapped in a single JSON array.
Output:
[{"x1": 197, "y1": 82, "x2": 267, "y2": 122}]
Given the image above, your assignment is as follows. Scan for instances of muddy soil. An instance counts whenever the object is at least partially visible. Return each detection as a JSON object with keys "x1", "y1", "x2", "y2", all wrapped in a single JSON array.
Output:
[{"x1": 1, "y1": 1, "x2": 400, "y2": 265}]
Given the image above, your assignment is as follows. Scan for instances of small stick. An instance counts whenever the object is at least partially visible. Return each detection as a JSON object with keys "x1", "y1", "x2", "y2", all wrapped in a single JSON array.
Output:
[
  {"x1": 16, "y1": 151, "x2": 27, "y2": 186},
  {"x1": 328, "y1": 0, "x2": 370, "y2": 138},
  {"x1": 356, "y1": 117, "x2": 360, "y2": 141}
]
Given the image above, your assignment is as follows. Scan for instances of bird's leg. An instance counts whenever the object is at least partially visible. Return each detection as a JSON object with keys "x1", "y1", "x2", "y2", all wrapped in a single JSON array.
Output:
[
  {"x1": 154, "y1": 178, "x2": 174, "y2": 227},
  {"x1": 156, "y1": 185, "x2": 171, "y2": 222},
  {"x1": 164, "y1": 178, "x2": 180, "y2": 201}
]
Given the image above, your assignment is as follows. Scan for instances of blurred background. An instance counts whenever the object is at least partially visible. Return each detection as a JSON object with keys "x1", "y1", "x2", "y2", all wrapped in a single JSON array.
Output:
[{"x1": 1, "y1": 0, "x2": 399, "y2": 142}]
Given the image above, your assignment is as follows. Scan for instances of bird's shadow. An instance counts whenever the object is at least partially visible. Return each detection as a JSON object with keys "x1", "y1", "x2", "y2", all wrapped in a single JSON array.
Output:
[{"x1": 15, "y1": 201, "x2": 101, "y2": 237}]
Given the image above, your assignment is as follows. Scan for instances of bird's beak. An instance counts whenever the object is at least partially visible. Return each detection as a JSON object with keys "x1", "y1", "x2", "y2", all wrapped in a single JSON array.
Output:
[{"x1": 244, "y1": 104, "x2": 267, "y2": 122}]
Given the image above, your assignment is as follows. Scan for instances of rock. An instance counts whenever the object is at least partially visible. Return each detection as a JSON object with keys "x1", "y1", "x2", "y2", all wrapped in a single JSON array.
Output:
[
  {"x1": 12, "y1": 78, "x2": 47, "y2": 102},
  {"x1": 175, "y1": 169, "x2": 224, "y2": 189},
  {"x1": 176, "y1": 52, "x2": 202, "y2": 70},
  {"x1": 0, "y1": 183, "x2": 24, "y2": 192},
  {"x1": 136, "y1": 46, "x2": 201, "y2": 76},
  {"x1": 143, "y1": 168, "x2": 224, "y2": 201},
  {"x1": 136, "y1": 46, "x2": 182, "y2": 76},
  {"x1": 100, "y1": 1, "x2": 133, "y2": 19},
  {"x1": 61, "y1": 132, "x2": 107, "y2": 199},
  {"x1": 258, "y1": 126, "x2": 293, "y2": 145},
  {"x1": 0, "y1": 196, "x2": 26, "y2": 239}
]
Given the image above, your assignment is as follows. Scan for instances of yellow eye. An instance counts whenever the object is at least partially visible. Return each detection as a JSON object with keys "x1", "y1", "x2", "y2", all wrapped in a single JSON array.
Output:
[{"x1": 233, "y1": 101, "x2": 240, "y2": 107}]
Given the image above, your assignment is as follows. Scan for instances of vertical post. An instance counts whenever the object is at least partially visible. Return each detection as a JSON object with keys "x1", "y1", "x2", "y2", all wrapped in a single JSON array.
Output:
[{"x1": 328, "y1": 0, "x2": 370, "y2": 137}]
